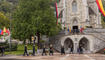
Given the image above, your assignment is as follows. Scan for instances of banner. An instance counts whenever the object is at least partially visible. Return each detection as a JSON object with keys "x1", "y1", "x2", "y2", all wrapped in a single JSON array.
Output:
[
  {"x1": 55, "y1": 2, "x2": 58, "y2": 24},
  {"x1": 0, "y1": 29, "x2": 1, "y2": 34},
  {"x1": 96, "y1": 0, "x2": 105, "y2": 16}
]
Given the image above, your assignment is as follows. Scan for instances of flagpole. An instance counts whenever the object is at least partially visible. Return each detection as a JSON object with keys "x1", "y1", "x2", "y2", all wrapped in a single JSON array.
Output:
[
  {"x1": 9, "y1": 12, "x2": 12, "y2": 51},
  {"x1": 63, "y1": 0, "x2": 66, "y2": 29}
]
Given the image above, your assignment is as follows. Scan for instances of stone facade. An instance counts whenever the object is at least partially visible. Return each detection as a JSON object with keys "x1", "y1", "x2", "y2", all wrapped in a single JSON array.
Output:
[
  {"x1": 58, "y1": 0, "x2": 102, "y2": 29},
  {"x1": 49, "y1": 0, "x2": 105, "y2": 54}
]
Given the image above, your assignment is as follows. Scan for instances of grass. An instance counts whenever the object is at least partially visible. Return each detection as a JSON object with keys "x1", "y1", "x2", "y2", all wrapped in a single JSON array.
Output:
[{"x1": 5, "y1": 44, "x2": 36, "y2": 55}]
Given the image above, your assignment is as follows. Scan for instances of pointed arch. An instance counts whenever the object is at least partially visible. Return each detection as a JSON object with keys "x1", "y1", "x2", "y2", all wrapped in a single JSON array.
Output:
[
  {"x1": 64, "y1": 38, "x2": 74, "y2": 51},
  {"x1": 79, "y1": 37, "x2": 90, "y2": 51}
]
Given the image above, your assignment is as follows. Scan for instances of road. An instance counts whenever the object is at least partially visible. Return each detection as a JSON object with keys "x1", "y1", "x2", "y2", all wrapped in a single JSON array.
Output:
[{"x1": 0, "y1": 53, "x2": 105, "y2": 60}]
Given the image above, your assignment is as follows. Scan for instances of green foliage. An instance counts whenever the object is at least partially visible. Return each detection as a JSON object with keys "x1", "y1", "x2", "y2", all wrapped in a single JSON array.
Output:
[
  {"x1": 0, "y1": 41, "x2": 18, "y2": 51},
  {"x1": 5, "y1": 44, "x2": 38, "y2": 55},
  {"x1": 12, "y1": 0, "x2": 61, "y2": 41},
  {"x1": 0, "y1": 0, "x2": 17, "y2": 29},
  {"x1": 0, "y1": 12, "x2": 10, "y2": 29},
  {"x1": 0, "y1": 0, "x2": 17, "y2": 14}
]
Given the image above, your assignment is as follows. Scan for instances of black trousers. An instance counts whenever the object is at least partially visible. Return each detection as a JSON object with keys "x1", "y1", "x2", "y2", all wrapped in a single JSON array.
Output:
[
  {"x1": 42, "y1": 51, "x2": 47, "y2": 56},
  {"x1": 1, "y1": 49, "x2": 4, "y2": 56},
  {"x1": 23, "y1": 50, "x2": 29, "y2": 56},
  {"x1": 33, "y1": 46, "x2": 35, "y2": 56},
  {"x1": 49, "y1": 51, "x2": 53, "y2": 55}
]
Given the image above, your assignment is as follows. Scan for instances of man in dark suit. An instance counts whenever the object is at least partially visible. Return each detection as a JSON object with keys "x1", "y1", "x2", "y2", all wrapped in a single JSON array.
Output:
[
  {"x1": 61, "y1": 46, "x2": 65, "y2": 55},
  {"x1": 23, "y1": 44, "x2": 29, "y2": 56}
]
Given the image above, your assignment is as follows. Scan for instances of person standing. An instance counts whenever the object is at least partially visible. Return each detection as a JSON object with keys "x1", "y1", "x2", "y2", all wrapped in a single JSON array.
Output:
[
  {"x1": 42, "y1": 45, "x2": 47, "y2": 56},
  {"x1": 32, "y1": 44, "x2": 35, "y2": 56},
  {"x1": 61, "y1": 46, "x2": 65, "y2": 55},
  {"x1": 1, "y1": 46, "x2": 5, "y2": 56},
  {"x1": 32, "y1": 36, "x2": 35, "y2": 56},
  {"x1": 49, "y1": 44, "x2": 53, "y2": 56},
  {"x1": 78, "y1": 46, "x2": 83, "y2": 54},
  {"x1": 23, "y1": 44, "x2": 29, "y2": 56}
]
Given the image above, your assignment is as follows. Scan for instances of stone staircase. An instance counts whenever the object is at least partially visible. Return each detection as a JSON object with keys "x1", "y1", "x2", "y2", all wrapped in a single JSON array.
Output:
[
  {"x1": 83, "y1": 28, "x2": 105, "y2": 53},
  {"x1": 49, "y1": 30, "x2": 73, "y2": 52},
  {"x1": 50, "y1": 28, "x2": 105, "y2": 53}
]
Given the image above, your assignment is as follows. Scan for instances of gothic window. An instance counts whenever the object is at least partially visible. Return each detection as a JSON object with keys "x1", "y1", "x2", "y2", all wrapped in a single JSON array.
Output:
[{"x1": 72, "y1": 0, "x2": 77, "y2": 12}]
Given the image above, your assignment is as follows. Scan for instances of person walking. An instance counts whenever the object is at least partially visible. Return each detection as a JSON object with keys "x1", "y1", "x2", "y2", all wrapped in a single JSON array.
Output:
[
  {"x1": 70, "y1": 46, "x2": 73, "y2": 54},
  {"x1": 61, "y1": 46, "x2": 65, "y2": 55},
  {"x1": 42, "y1": 45, "x2": 47, "y2": 56},
  {"x1": 49, "y1": 44, "x2": 53, "y2": 56},
  {"x1": 23, "y1": 44, "x2": 29, "y2": 56}
]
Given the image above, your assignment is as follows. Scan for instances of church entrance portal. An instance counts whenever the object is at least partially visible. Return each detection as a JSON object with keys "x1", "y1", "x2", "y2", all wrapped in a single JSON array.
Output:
[
  {"x1": 79, "y1": 37, "x2": 89, "y2": 53},
  {"x1": 64, "y1": 38, "x2": 74, "y2": 53},
  {"x1": 72, "y1": 26, "x2": 79, "y2": 33}
]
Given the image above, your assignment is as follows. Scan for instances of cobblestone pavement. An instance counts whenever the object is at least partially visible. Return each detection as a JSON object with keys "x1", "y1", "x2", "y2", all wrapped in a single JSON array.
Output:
[{"x1": 0, "y1": 53, "x2": 105, "y2": 60}]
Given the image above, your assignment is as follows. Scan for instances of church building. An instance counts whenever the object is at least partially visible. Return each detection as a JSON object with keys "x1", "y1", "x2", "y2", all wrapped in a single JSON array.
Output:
[{"x1": 50, "y1": 0, "x2": 105, "y2": 53}]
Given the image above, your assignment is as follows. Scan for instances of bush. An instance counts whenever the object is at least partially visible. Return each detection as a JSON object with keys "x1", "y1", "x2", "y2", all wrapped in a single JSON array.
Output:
[{"x1": 0, "y1": 42, "x2": 18, "y2": 51}]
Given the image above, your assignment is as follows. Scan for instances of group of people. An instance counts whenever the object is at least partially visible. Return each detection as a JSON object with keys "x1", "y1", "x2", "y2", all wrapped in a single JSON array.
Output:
[
  {"x1": 0, "y1": 44, "x2": 83, "y2": 56},
  {"x1": 23, "y1": 44, "x2": 84, "y2": 56},
  {"x1": 61, "y1": 45, "x2": 83, "y2": 54},
  {"x1": 42, "y1": 45, "x2": 53, "y2": 56},
  {"x1": 23, "y1": 44, "x2": 54, "y2": 56}
]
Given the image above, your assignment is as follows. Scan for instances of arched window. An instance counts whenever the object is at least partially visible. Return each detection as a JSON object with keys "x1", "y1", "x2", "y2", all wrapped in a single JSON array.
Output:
[{"x1": 72, "y1": 0, "x2": 77, "y2": 12}]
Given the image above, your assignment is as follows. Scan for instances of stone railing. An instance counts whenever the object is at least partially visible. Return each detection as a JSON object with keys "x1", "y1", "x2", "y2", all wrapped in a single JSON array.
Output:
[
  {"x1": 83, "y1": 28, "x2": 105, "y2": 41},
  {"x1": 83, "y1": 28, "x2": 105, "y2": 52}
]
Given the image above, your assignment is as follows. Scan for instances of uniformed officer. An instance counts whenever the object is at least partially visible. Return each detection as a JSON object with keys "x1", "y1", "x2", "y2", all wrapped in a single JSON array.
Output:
[
  {"x1": 32, "y1": 44, "x2": 35, "y2": 56},
  {"x1": 49, "y1": 44, "x2": 53, "y2": 56},
  {"x1": 32, "y1": 36, "x2": 35, "y2": 56},
  {"x1": 23, "y1": 44, "x2": 29, "y2": 56},
  {"x1": 42, "y1": 45, "x2": 47, "y2": 56}
]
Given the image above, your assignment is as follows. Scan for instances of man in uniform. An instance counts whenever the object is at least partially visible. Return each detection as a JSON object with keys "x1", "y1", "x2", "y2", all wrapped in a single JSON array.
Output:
[
  {"x1": 32, "y1": 36, "x2": 35, "y2": 56},
  {"x1": 23, "y1": 44, "x2": 29, "y2": 56}
]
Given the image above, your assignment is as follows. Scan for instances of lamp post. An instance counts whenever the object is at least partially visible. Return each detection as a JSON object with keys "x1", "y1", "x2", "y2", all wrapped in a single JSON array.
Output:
[{"x1": 9, "y1": 12, "x2": 12, "y2": 52}]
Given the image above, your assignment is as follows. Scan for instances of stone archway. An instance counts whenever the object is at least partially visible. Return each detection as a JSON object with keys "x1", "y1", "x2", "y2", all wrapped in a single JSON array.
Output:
[
  {"x1": 79, "y1": 37, "x2": 90, "y2": 53},
  {"x1": 64, "y1": 38, "x2": 74, "y2": 52}
]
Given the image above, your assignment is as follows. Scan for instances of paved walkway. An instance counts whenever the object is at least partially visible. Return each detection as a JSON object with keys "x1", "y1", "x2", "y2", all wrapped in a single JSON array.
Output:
[{"x1": 0, "y1": 53, "x2": 105, "y2": 60}]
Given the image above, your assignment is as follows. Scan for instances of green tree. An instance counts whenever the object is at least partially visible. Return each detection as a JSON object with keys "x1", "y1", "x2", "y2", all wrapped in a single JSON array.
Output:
[
  {"x1": 12, "y1": 0, "x2": 61, "y2": 44},
  {"x1": 0, "y1": 12, "x2": 10, "y2": 29}
]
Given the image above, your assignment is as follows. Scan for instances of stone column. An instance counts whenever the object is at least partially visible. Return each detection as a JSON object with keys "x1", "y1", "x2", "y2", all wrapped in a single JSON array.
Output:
[
  {"x1": 73, "y1": 37, "x2": 79, "y2": 53},
  {"x1": 74, "y1": 42, "x2": 78, "y2": 53}
]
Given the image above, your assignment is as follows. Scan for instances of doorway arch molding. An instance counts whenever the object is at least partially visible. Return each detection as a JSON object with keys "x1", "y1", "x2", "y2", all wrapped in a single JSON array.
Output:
[{"x1": 61, "y1": 36, "x2": 74, "y2": 46}]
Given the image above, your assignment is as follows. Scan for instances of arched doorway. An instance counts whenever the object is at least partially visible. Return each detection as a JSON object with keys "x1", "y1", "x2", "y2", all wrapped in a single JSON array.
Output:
[
  {"x1": 79, "y1": 37, "x2": 90, "y2": 53},
  {"x1": 64, "y1": 38, "x2": 74, "y2": 52},
  {"x1": 72, "y1": 18, "x2": 79, "y2": 33}
]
